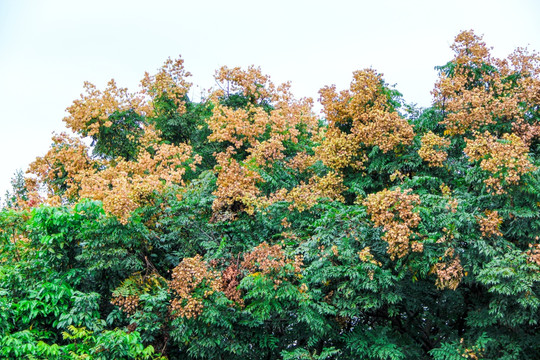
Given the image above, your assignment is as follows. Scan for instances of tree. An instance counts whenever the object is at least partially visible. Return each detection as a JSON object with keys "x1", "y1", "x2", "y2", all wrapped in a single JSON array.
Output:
[{"x1": 1, "y1": 30, "x2": 539, "y2": 359}]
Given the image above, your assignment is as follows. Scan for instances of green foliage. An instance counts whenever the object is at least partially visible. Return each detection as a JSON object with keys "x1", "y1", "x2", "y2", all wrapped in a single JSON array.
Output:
[
  {"x1": 2, "y1": 169, "x2": 28, "y2": 209},
  {"x1": 92, "y1": 109, "x2": 145, "y2": 161},
  {"x1": 151, "y1": 96, "x2": 220, "y2": 173}
]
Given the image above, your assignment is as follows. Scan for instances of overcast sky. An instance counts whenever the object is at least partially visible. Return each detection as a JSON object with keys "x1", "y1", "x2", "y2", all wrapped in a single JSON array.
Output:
[{"x1": 1, "y1": 0, "x2": 540, "y2": 199}]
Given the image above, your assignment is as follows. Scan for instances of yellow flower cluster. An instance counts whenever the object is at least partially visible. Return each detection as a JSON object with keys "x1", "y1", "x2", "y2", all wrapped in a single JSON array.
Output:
[
  {"x1": 168, "y1": 255, "x2": 221, "y2": 319},
  {"x1": 418, "y1": 131, "x2": 451, "y2": 167},
  {"x1": 464, "y1": 132, "x2": 536, "y2": 194},
  {"x1": 358, "y1": 247, "x2": 382, "y2": 266},
  {"x1": 457, "y1": 338, "x2": 485, "y2": 360},
  {"x1": 111, "y1": 272, "x2": 166, "y2": 316},
  {"x1": 364, "y1": 188, "x2": 421, "y2": 260}
]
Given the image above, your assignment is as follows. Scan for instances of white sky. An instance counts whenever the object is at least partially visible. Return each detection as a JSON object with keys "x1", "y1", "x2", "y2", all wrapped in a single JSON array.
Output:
[{"x1": 1, "y1": 0, "x2": 540, "y2": 199}]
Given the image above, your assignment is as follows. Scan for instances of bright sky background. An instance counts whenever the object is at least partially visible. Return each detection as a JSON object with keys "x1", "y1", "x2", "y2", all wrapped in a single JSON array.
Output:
[{"x1": 1, "y1": 0, "x2": 540, "y2": 199}]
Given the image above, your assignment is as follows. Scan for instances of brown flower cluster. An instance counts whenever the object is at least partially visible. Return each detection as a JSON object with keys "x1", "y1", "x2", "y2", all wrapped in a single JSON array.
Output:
[
  {"x1": 364, "y1": 188, "x2": 421, "y2": 260},
  {"x1": 140, "y1": 56, "x2": 192, "y2": 112},
  {"x1": 464, "y1": 132, "x2": 535, "y2": 194},
  {"x1": 64, "y1": 56, "x2": 191, "y2": 138},
  {"x1": 285, "y1": 151, "x2": 317, "y2": 173},
  {"x1": 264, "y1": 172, "x2": 346, "y2": 212},
  {"x1": 432, "y1": 256, "x2": 464, "y2": 290},
  {"x1": 209, "y1": 68, "x2": 416, "y2": 220},
  {"x1": 411, "y1": 241, "x2": 424, "y2": 253},
  {"x1": 27, "y1": 133, "x2": 98, "y2": 201},
  {"x1": 418, "y1": 131, "x2": 451, "y2": 167},
  {"x1": 221, "y1": 263, "x2": 244, "y2": 307},
  {"x1": 446, "y1": 198, "x2": 459, "y2": 213},
  {"x1": 214, "y1": 66, "x2": 275, "y2": 105},
  {"x1": 210, "y1": 66, "x2": 319, "y2": 151},
  {"x1": 512, "y1": 119, "x2": 540, "y2": 146},
  {"x1": 211, "y1": 149, "x2": 263, "y2": 216},
  {"x1": 111, "y1": 295, "x2": 140, "y2": 316},
  {"x1": 433, "y1": 30, "x2": 540, "y2": 138},
  {"x1": 27, "y1": 57, "x2": 201, "y2": 222},
  {"x1": 526, "y1": 243, "x2": 540, "y2": 267},
  {"x1": 208, "y1": 67, "x2": 323, "y2": 217},
  {"x1": 168, "y1": 255, "x2": 221, "y2": 319},
  {"x1": 314, "y1": 129, "x2": 366, "y2": 171},
  {"x1": 82, "y1": 127, "x2": 199, "y2": 223},
  {"x1": 241, "y1": 242, "x2": 303, "y2": 287},
  {"x1": 64, "y1": 80, "x2": 147, "y2": 137},
  {"x1": 318, "y1": 69, "x2": 415, "y2": 162},
  {"x1": 477, "y1": 210, "x2": 503, "y2": 237},
  {"x1": 352, "y1": 109, "x2": 415, "y2": 153},
  {"x1": 28, "y1": 127, "x2": 200, "y2": 223},
  {"x1": 208, "y1": 106, "x2": 267, "y2": 149},
  {"x1": 436, "y1": 227, "x2": 455, "y2": 245}
]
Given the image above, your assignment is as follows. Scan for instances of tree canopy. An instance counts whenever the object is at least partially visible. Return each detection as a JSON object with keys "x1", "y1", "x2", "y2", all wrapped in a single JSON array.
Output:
[{"x1": 1, "y1": 30, "x2": 539, "y2": 359}]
